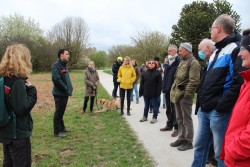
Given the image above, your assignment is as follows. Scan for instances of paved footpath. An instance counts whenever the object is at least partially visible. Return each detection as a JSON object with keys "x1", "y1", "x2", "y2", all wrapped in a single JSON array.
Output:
[{"x1": 98, "y1": 70, "x2": 199, "y2": 167}]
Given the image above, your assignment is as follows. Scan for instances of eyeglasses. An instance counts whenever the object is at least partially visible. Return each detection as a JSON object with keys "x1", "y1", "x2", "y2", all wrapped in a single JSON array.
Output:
[
  {"x1": 240, "y1": 47, "x2": 247, "y2": 51},
  {"x1": 209, "y1": 26, "x2": 220, "y2": 32}
]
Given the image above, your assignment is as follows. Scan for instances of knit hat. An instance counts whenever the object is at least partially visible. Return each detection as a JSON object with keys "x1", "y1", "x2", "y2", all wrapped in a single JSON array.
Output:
[
  {"x1": 180, "y1": 42, "x2": 192, "y2": 53},
  {"x1": 117, "y1": 57, "x2": 123, "y2": 62},
  {"x1": 241, "y1": 28, "x2": 250, "y2": 52}
]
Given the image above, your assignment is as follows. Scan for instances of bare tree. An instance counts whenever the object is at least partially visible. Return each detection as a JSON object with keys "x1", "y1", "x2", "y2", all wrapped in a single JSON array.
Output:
[
  {"x1": 47, "y1": 17, "x2": 90, "y2": 68},
  {"x1": 131, "y1": 30, "x2": 170, "y2": 62}
]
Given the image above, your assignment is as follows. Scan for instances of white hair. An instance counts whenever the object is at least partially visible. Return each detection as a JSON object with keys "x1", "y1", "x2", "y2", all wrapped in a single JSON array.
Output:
[
  {"x1": 168, "y1": 44, "x2": 178, "y2": 51},
  {"x1": 199, "y1": 38, "x2": 215, "y2": 51}
]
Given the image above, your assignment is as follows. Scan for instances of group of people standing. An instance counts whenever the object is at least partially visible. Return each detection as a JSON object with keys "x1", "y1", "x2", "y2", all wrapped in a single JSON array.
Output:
[
  {"x1": 1, "y1": 13, "x2": 250, "y2": 167},
  {"x1": 110, "y1": 14, "x2": 250, "y2": 167}
]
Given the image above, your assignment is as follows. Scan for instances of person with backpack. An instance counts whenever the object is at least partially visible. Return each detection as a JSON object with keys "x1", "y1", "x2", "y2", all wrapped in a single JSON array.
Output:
[
  {"x1": 0, "y1": 44, "x2": 37, "y2": 167},
  {"x1": 52, "y1": 49, "x2": 73, "y2": 138},
  {"x1": 170, "y1": 42, "x2": 200, "y2": 151}
]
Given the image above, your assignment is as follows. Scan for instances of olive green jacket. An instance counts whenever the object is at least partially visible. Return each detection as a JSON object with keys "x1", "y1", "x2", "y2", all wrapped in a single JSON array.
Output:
[{"x1": 170, "y1": 54, "x2": 200, "y2": 103}]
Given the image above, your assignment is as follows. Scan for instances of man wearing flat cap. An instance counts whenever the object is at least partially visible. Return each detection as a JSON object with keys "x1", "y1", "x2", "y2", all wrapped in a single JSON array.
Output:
[
  {"x1": 170, "y1": 42, "x2": 200, "y2": 151},
  {"x1": 112, "y1": 57, "x2": 123, "y2": 98}
]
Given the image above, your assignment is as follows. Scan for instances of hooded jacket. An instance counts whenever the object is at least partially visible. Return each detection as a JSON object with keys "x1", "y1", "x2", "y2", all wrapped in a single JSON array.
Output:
[
  {"x1": 117, "y1": 64, "x2": 136, "y2": 89},
  {"x1": 198, "y1": 32, "x2": 244, "y2": 113},
  {"x1": 221, "y1": 69, "x2": 250, "y2": 167}
]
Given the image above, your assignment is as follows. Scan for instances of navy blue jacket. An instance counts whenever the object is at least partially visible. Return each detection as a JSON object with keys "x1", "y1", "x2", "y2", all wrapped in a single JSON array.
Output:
[{"x1": 162, "y1": 56, "x2": 180, "y2": 95}]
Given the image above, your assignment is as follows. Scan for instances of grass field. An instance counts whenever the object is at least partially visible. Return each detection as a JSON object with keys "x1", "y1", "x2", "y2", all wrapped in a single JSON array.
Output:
[{"x1": 0, "y1": 70, "x2": 154, "y2": 167}]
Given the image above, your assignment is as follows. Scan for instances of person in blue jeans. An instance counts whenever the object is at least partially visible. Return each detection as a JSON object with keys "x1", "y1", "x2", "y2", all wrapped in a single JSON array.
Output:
[
  {"x1": 139, "y1": 60, "x2": 162, "y2": 124},
  {"x1": 192, "y1": 14, "x2": 244, "y2": 167},
  {"x1": 130, "y1": 60, "x2": 140, "y2": 104}
]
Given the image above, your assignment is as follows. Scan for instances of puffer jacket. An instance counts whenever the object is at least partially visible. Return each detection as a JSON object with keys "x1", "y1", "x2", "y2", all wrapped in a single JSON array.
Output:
[
  {"x1": 170, "y1": 54, "x2": 200, "y2": 103},
  {"x1": 118, "y1": 64, "x2": 136, "y2": 89}
]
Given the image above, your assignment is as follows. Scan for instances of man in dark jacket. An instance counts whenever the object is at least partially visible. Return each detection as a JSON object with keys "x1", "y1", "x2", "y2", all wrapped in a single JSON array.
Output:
[
  {"x1": 160, "y1": 44, "x2": 180, "y2": 137},
  {"x1": 112, "y1": 57, "x2": 123, "y2": 98},
  {"x1": 192, "y1": 14, "x2": 245, "y2": 167},
  {"x1": 52, "y1": 49, "x2": 73, "y2": 138}
]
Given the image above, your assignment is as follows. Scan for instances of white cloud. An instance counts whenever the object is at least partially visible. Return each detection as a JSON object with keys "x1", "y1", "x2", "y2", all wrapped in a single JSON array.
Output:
[{"x1": 0, "y1": 0, "x2": 249, "y2": 51}]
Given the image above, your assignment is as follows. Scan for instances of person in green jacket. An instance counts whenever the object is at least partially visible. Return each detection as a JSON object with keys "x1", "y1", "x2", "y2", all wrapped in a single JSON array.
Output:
[
  {"x1": 0, "y1": 44, "x2": 37, "y2": 167},
  {"x1": 52, "y1": 49, "x2": 73, "y2": 138}
]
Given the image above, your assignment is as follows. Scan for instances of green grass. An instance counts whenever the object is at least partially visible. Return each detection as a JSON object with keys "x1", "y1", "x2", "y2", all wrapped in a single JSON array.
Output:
[{"x1": 0, "y1": 70, "x2": 154, "y2": 167}]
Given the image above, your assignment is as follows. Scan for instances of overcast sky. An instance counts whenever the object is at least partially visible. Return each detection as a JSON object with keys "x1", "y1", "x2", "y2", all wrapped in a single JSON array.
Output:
[{"x1": 1, "y1": 0, "x2": 249, "y2": 51}]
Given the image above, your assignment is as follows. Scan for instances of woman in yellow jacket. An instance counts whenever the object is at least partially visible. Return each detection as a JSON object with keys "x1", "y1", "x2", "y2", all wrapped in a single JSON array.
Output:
[{"x1": 117, "y1": 56, "x2": 136, "y2": 115}]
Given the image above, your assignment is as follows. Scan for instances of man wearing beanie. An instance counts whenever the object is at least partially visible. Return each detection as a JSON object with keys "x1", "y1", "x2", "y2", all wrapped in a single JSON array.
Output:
[
  {"x1": 220, "y1": 28, "x2": 250, "y2": 167},
  {"x1": 170, "y1": 42, "x2": 200, "y2": 151},
  {"x1": 112, "y1": 57, "x2": 123, "y2": 98},
  {"x1": 192, "y1": 14, "x2": 245, "y2": 167}
]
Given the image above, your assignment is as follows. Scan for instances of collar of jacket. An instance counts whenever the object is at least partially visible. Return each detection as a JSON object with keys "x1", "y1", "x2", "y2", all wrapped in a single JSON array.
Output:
[
  {"x1": 215, "y1": 32, "x2": 241, "y2": 49},
  {"x1": 58, "y1": 59, "x2": 67, "y2": 67},
  {"x1": 182, "y1": 53, "x2": 193, "y2": 60},
  {"x1": 122, "y1": 64, "x2": 131, "y2": 68},
  {"x1": 240, "y1": 69, "x2": 250, "y2": 81}
]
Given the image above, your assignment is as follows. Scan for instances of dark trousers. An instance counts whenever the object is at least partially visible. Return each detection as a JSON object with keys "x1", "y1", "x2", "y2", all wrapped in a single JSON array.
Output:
[
  {"x1": 83, "y1": 96, "x2": 95, "y2": 112},
  {"x1": 3, "y1": 138, "x2": 31, "y2": 167},
  {"x1": 165, "y1": 93, "x2": 178, "y2": 130},
  {"x1": 120, "y1": 88, "x2": 132, "y2": 113},
  {"x1": 112, "y1": 81, "x2": 119, "y2": 97},
  {"x1": 53, "y1": 95, "x2": 68, "y2": 135}
]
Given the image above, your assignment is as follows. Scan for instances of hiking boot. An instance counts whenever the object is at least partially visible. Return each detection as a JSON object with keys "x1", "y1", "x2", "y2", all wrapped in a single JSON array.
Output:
[
  {"x1": 140, "y1": 116, "x2": 148, "y2": 122},
  {"x1": 170, "y1": 139, "x2": 185, "y2": 147},
  {"x1": 171, "y1": 129, "x2": 178, "y2": 137},
  {"x1": 127, "y1": 112, "x2": 131, "y2": 116},
  {"x1": 55, "y1": 132, "x2": 66, "y2": 138},
  {"x1": 150, "y1": 117, "x2": 157, "y2": 124},
  {"x1": 120, "y1": 111, "x2": 124, "y2": 115},
  {"x1": 177, "y1": 141, "x2": 193, "y2": 151},
  {"x1": 160, "y1": 126, "x2": 172, "y2": 131}
]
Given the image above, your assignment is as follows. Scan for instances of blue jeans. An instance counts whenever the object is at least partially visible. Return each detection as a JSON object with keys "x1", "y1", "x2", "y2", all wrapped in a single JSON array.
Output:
[
  {"x1": 130, "y1": 83, "x2": 139, "y2": 101},
  {"x1": 143, "y1": 96, "x2": 158, "y2": 119},
  {"x1": 192, "y1": 108, "x2": 231, "y2": 167}
]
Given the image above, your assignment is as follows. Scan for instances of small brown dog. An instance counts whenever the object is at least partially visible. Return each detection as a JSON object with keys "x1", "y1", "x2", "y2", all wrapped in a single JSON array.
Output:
[{"x1": 95, "y1": 98, "x2": 121, "y2": 113}]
